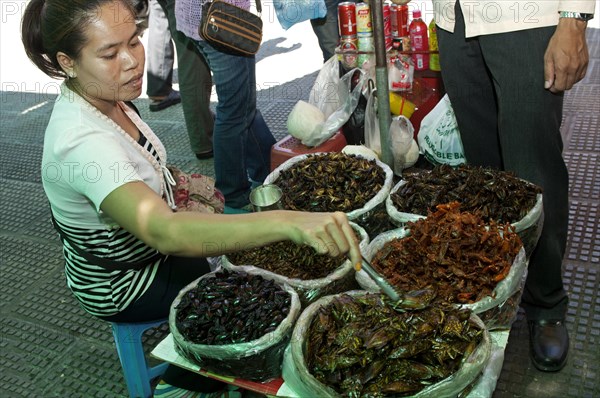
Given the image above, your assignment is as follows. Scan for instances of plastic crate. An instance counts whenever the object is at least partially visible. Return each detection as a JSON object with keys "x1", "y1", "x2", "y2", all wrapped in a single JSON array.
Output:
[{"x1": 270, "y1": 131, "x2": 347, "y2": 171}]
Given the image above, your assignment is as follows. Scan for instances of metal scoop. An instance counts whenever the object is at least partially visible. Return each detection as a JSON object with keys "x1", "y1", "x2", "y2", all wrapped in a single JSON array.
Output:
[{"x1": 355, "y1": 255, "x2": 400, "y2": 302}]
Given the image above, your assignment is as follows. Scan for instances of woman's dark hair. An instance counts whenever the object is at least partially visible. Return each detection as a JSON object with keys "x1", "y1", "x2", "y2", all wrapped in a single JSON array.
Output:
[{"x1": 21, "y1": 0, "x2": 137, "y2": 79}]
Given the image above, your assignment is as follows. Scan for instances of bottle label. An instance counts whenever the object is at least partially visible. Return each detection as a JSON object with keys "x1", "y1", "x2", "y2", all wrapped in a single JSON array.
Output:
[
  {"x1": 416, "y1": 56, "x2": 424, "y2": 69},
  {"x1": 412, "y1": 35, "x2": 423, "y2": 48}
]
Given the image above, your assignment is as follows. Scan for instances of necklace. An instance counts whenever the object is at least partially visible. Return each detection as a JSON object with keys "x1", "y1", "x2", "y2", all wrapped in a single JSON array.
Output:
[{"x1": 61, "y1": 83, "x2": 176, "y2": 208}]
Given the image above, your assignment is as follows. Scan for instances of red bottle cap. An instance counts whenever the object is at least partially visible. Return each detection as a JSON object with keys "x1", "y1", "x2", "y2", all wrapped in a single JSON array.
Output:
[{"x1": 413, "y1": 10, "x2": 422, "y2": 18}]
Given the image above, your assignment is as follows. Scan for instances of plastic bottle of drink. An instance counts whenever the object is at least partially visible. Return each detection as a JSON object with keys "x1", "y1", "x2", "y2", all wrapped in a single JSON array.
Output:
[
  {"x1": 409, "y1": 10, "x2": 429, "y2": 70},
  {"x1": 428, "y1": 18, "x2": 440, "y2": 71}
]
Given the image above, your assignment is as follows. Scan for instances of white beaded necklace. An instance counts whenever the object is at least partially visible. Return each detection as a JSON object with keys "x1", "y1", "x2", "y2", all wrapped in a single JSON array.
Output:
[{"x1": 61, "y1": 83, "x2": 176, "y2": 209}]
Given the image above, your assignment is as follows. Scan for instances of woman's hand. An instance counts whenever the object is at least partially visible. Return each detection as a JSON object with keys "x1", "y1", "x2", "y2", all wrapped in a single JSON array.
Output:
[
  {"x1": 282, "y1": 211, "x2": 362, "y2": 266},
  {"x1": 544, "y1": 18, "x2": 589, "y2": 93}
]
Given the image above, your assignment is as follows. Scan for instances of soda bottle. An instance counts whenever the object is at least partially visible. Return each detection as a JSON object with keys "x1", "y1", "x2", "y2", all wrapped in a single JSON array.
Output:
[
  {"x1": 429, "y1": 18, "x2": 441, "y2": 71},
  {"x1": 409, "y1": 10, "x2": 429, "y2": 70}
]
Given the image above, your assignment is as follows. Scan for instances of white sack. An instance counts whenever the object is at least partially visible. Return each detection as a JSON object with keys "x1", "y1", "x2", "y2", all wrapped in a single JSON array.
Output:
[{"x1": 287, "y1": 100, "x2": 326, "y2": 143}]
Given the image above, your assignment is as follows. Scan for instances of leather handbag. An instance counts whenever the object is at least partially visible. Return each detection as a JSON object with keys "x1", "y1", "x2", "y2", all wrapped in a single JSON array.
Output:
[{"x1": 199, "y1": 0, "x2": 263, "y2": 56}]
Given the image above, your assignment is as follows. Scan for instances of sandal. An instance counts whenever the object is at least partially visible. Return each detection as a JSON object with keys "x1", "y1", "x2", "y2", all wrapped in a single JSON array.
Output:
[
  {"x1": 149, "y1": 90, "x2": 181, "y2": 112},
  {"x1": 195, "y1": 150, "x2": 214, "y2": 160}
]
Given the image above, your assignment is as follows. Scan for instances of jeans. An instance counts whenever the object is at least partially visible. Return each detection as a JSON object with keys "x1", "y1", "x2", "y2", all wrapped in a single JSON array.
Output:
[
  {"x1": 437, "y1": 3, "x2": 568, "y2": 321},
  {"x1": 194, "y1": 42, "x2": 275, "y2": 208},
  {"x1": 157, "y1": 0, "x2": 214, "y2": 154},
  {"x1": 146, "y1": 0, "x2": 175, "y2": 97},
  {"x1": 311, "y1": 0, "x2": 342, "y2": 62}
]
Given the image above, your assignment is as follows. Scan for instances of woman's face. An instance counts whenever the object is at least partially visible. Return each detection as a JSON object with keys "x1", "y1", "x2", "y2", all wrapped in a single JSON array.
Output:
[{"x1": 71, "y1": 1, "x2": 145, "y2": 108}]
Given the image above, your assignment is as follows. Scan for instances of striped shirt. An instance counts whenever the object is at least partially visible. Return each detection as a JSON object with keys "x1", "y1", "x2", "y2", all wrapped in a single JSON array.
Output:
[
  {"x1": 57, "y1": 218, "x2": 163, "y2": 316},
  {"x1": 57, "y1": 133, "x2": 164, "y2": 317},
  {"x1": 43, "y1": 84, "x2": 173, "y2": 317}
]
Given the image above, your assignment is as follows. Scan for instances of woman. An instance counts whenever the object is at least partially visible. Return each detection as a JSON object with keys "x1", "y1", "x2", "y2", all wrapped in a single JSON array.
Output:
[{"x1": 22, "y1": 0, "x2": 360, "y2": 395}]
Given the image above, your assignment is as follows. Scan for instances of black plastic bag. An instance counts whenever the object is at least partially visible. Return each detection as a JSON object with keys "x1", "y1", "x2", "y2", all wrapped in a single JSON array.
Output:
[{"x1": 341, "y1": 69, "x2": 369, "y2": 145}]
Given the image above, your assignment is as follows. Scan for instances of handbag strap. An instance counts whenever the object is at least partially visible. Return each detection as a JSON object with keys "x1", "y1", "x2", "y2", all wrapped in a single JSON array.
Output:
[
  {"x1": 50, "y1": 213, "x2": 162, "y2": 272},
  {"x1": 208, "y1": 0, "x2": 261, "y2": 15}
]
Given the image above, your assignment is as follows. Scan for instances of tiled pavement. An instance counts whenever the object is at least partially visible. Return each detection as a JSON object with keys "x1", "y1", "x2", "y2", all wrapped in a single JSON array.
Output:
[{"x1": 1, "y1": 24, "x2": 598, "y2": 398}]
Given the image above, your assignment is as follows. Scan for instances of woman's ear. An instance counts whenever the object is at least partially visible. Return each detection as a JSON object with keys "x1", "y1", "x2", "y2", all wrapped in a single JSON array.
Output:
[{"x1": 56, "y1": 51, "x2": 76, "y2": 78}]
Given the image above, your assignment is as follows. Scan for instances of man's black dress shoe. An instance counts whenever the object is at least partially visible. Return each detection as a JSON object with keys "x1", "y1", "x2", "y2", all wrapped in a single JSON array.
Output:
[{"x1": 528, "y1": 319, "x2": 569, "y2": 372}]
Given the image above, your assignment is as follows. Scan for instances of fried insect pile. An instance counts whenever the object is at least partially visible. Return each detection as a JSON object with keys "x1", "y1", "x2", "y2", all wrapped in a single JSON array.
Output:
[
  {"x1": 372, "y1": 202, "x2": 522, "y2": 304},
  {"x1": 227, "y1": 241, "x2": 345, "y2": 280},
  {"x1": 391, "y1": 164, "x2": 542, "y2": 223},
  {"x1": 306, "y1": 294, "x2": 483, "y2": 397},
  {"x1": 175, "y1": 271, "x2": 291, "y2": 344},
  {"x1": 276, "y1": 153, "x2": 386, "y2": 212}
]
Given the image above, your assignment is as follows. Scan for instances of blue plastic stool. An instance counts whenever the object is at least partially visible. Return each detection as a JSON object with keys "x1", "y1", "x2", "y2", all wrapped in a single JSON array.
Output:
[{"x1": 111, "y1": 318, "x2": 170, "y2": 398}]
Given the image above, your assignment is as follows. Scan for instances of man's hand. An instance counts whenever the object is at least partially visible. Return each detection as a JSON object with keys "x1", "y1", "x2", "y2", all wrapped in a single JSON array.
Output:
[{"x1": 544, "y1": 18, "x2": 589, "y2": 93}]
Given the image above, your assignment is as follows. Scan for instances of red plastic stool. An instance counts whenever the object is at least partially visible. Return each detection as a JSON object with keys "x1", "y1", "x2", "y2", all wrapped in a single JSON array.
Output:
[{"x1": 270, "y1": 131, "x2": 347, "y2": 171}]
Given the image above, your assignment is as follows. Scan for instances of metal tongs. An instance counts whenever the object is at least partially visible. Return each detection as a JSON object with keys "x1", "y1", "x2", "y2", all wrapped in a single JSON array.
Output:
[{"x1": 355, "y1": 255, "x2": 400, "y2": 302}]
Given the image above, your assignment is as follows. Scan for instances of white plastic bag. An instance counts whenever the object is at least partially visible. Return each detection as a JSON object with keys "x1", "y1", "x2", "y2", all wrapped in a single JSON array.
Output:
[
  {"x1": 389, "y1": 115, "x2": 418, "y2": 174},
  {"x1": 364, "y1": 94, "x2": 418, "y2": 173},
  {"x1": 283, "y1": 290, "x2": 491, "y2": 398},
  {"x1": 308, "y1": 55, "x2": 340, "y2": 119},
  {"x1": 303, "y1": 59, "x2": 368, "y2": 147},
  {"x1": 363, "y1": 86, "x2": 380, "y2": 156},
  {"x1": 417, "y1": 94, "x2": 466, "y2": 166},
  {"x1": 286, "y1": 100, "x2": 326, "y2": 144},
  {"x1": 221, "y1": 222, "x2": 370, "y2": 307},
  {"x1": 273, "y1": 0, "x2": 326, "y2": 30},
  {"x1": 357, "y1": 227, "x2": 528, "y2": 330},
  {"x1": 264, "y1": 152, "x2": 394, "y2": 222},
  {"x1": 169, "y1": 269, "x2": 301, "y2": 381},
  {"x1": 388, "y1": 53, "x2": 414, "y2": 92}
]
